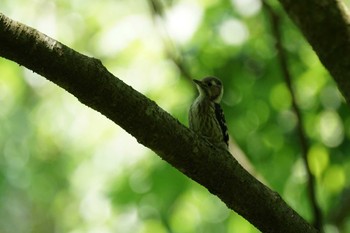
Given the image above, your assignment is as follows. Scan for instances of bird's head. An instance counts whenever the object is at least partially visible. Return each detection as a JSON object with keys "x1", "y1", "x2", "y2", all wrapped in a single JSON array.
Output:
[{"x1": 193, "y1": 76, "x2": 224, "y2": 103}]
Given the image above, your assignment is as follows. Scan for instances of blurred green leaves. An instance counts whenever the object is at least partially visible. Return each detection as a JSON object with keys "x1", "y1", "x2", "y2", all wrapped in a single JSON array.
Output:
[{"x1": 308, "y1": 145, "x2": 329, "y2": 178}]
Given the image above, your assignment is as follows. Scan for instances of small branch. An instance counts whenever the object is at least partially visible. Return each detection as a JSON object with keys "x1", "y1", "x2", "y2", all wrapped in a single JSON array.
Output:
[
  {"x1": 147, "y1": 0, "x2": 193, "y2": 83},
  {"x1": 263, "y1": 2, "x2": 323, "y2": 230}
]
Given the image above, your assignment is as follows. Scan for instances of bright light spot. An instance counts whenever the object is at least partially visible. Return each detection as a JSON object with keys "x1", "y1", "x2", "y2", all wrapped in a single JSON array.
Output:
[
  {"x1": 320, "y1": 85, "x2": 342, "y2": 109},
  {"x1": 189, "y1": 189, "x2": 229, "y2": 223},
  {"x1": 129, "y1": 170, "x2": 152, "y2": 193},
  {"x1": 228, "y1": 214, "x2": 255, "y2": 233},
  {"x1": 23, "y1": 69, "x2": 49, "y2": 88},
  {"x1": 269, "y1": 83, "x2": 291, "y2": 110},
  {"x1": 232, "y1": 0, "x2": 262, "y2": 17},
  {"x1": 114, "y1": 209, "x2": 141, "y2": 233},
  {"x1": 319, "y1": 111, "x2": 344, "y2": 147},
  {"x1": 35, "y1": 2, "x2": 57, "y2": 38},
  {"x1": 98, "y1": 15, "x2": 153, "y2": 56},
  {"x1": 278, "y1": 110, "x2": 297, "y2": 132},
  {"x1": 79, "y1": 192, "x2": 111, "y2": 223},
  {"x1": 94, "y1": 134, "x2": 147, "y2": 172},
  {"x1": 307, "y1": 145, "x2": 329, "y2": 178},
  {"x1": 170, "y1": 201, "x2": 200, "y2": 233},
  {"x1": 324, "y1": 224, "x2": 340, "y2": 233},
  {"x1": 219, "y1": 19, "x2": 249, "y2": 46},
  {"x1": 165, "y1": 2, "x2": 203, "y2": 44},
  {"x1": 291, "y1": 159, "x2": 307, "y2": 183},
  {"x1": 140, "y1": 220, "x2": 167, "y2": 233},
  {"x1": 296, "y1": 70, "x2": 327, "y2": 109}
]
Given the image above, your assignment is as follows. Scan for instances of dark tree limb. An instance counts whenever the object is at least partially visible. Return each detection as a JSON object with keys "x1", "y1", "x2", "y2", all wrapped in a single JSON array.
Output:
[
  {"x1": 278, "y1": 0, "x2": 350, "y2": 104},
  {"x1": 263, "y1": 2, "x2": 323, "y2": 230},
  {"x1": 0, "y1": 13, "x2": 318, "y2": 233}
]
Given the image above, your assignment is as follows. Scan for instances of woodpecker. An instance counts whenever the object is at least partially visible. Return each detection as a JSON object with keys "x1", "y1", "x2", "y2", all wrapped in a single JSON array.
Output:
[{"x1": 189, "y1": 76, "x2": 229, "y2": 149}]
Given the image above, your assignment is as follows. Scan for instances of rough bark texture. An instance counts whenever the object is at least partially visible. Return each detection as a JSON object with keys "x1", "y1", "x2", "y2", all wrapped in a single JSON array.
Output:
[
  {"x1": 278, "y1": 0, "x2": 350, "y2": 104},
  {"x1": 0, "y1": 13, "x2": 318, "y2": 233}
]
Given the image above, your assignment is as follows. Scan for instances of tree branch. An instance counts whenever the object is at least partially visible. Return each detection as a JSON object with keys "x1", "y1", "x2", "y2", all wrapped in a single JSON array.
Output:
[
  {"x1": 278, "y1": 0, "x2": 350, "y2": 104},
  {"x1": 263, "y1": 2, "x2": 323, "y2": 230},
  {"x1": 0, "y1": 13, "x2": 318, "y2": 233},
  {"x1": 147, "y1": 0, "x2": 194, "y2": 83}
]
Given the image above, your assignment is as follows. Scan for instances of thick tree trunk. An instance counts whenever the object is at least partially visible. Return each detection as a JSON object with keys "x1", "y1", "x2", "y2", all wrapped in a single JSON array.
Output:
[{"x1": 278, "y1": 0, "x2": 350, "y2": 104}]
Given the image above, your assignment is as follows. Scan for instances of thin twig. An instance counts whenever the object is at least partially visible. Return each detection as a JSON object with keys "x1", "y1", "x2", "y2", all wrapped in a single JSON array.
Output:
[
  {"x1": 263, "y1": 2, "x2": 323, "y2": 231},
  {"x1": 147, "y1": 0, "x2": 193, "y2": 83}
]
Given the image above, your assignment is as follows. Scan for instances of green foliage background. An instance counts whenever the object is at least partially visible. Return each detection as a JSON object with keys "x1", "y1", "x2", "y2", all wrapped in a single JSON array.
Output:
[{"x1": 1, "y1": 0, "x2": 350, "y2": 232}]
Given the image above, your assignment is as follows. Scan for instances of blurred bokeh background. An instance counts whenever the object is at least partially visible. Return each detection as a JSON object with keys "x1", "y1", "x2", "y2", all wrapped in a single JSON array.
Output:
[{"x1": 1, "y1": 0, "x2": 350, "y2": 232}]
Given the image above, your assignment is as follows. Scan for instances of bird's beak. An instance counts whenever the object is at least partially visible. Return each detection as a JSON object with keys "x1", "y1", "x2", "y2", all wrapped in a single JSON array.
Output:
[{"x1": 193, "y1": 79, "x2": 203, "y2": 86}]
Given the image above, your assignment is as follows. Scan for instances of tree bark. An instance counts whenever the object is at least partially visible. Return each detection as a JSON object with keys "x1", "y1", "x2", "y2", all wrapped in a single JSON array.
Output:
[
  {"x1": 0, "y1": 13, "x2": 318, "y2": 233},
  {"x1": 278, "y1": 0, "x2": 350, "y2": 104}
]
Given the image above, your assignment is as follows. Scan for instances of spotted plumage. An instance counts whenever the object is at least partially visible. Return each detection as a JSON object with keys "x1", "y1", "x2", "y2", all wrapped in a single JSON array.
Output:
[{"x1": 189, "y1": 76, "x2": 229, "y2": 149}]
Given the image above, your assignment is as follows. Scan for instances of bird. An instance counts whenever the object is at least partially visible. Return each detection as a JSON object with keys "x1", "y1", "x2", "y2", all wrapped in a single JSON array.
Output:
[{"x1": 189, "y1": 76, "x2": 229, "y2": 149}]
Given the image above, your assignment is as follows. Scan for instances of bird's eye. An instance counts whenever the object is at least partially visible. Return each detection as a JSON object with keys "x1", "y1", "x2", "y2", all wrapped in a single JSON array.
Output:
[{"x1": 207, "y1": 82, "x2": 212, "y2": 87}]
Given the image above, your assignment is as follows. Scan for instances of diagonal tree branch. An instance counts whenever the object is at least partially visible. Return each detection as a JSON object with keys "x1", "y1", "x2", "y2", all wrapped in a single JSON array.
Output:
[
  {"x1": 278, "y1": 0, "x2": 350, "y2": 105},
  {"x1": 0, "y1": 13, "x2": 318, "y2": 233}
]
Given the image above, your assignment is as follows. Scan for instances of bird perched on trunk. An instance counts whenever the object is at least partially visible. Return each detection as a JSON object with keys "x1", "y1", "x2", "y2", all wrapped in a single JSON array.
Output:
[{"x1": 189, "y1": 76, "x2": 229, "y2": 149}]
